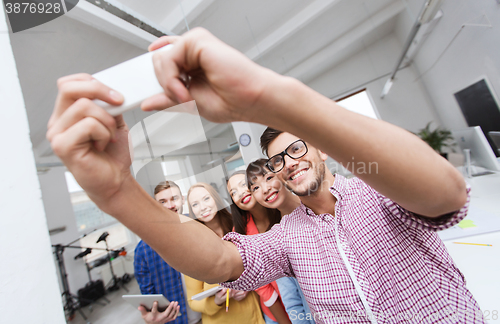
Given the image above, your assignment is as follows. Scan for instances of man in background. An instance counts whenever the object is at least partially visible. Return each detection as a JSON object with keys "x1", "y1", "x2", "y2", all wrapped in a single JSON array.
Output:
[{"x1": 134, "y1": 180, "x2": 202, "y2": 324}]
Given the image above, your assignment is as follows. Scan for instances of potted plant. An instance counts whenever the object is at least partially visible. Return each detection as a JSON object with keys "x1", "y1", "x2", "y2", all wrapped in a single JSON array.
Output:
[{"x1": 415, "y1": 122, "x2": 455, "y2": 159}]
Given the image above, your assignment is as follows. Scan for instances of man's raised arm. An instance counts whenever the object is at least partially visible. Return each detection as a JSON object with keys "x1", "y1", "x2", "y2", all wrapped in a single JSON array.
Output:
[
  {"x1": 146, "y1": 28, "x2": 466, "y2": 218},
  {"x1": 47, "y1": 73, "x2": 242, "y2": 283},
  {"x1": 48, "y1": 27, "x2": 465, "y2": 284},
  {"x1": 261, "y1": 80, "x2": 467, "y2": 217}
]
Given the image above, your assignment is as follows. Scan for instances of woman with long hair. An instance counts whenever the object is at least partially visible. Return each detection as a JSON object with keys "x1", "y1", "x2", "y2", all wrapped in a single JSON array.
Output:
[
  {"x1": 228, "y1": 170, "x2": 281, "y2": 235},
  {"x1": 246, "y1": 159, "x2": 301, "y2": 216},
  {"x1": 247, "y1": 159, "x2": 315, "y2": 324},
  {"x1": 227, "y1": 171, "x2": 291, "y2": 324},
  {"x1": 184, "y1": 182, "x2": 265, "y2": 324}
]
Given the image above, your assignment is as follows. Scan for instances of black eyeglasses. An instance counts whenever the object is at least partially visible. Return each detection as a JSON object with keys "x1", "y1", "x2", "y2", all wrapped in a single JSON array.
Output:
[{"x1": 266, "y1": 140, "x2": 308, "y2": 173}]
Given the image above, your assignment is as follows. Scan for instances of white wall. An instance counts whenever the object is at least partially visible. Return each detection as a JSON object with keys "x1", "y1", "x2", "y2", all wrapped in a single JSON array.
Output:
[
  {"x1": 408, "y1": 0, "x2": 500, "y2": 131},
  {"x1": 38, "y1": 167, "x2": 90, "y2": 294},
  {"x1": 232, "y1": 122, "x2": 268, "y2": 163},
  {"x1": 133, "y1": 123, "x2": 238, "y2": 206},
  {"x1": 302, "y1": 0, "x2": 500, "y2": 135},
  {"x1": 0, "y1": 9, "x2": 65, "y2": 324},
  {"x1": 307, "y1": 33, "x2": 440, "y2": 133},
  {"x1": 39, "y1": 166, "x2": 142, "y2": 296},
  {"x1": 8, "y1": 13, "x2": 156, "y2": 301}
]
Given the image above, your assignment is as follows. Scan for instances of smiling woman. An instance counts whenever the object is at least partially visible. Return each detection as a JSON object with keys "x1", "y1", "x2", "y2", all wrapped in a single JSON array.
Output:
[
  {"x1": 246, "y1": 159, "x2": 301, "y2": 216},
  {"x1": 185, "y1": 182, "x2": 265, "y2": 324},
  {"x1": 187, "y1": 183, "x2": 232, "y2": 237},
  {"x1": 227, "y1": 171, "x2": 281, "y2": 235},
  {"x1": 226, "y1": 172, "x2": 291, "y2": 324}
]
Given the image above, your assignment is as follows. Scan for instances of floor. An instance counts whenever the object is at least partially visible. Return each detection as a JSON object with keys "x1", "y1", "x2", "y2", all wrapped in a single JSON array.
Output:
[{"x1": 70, "y1": 278, "x2": 143, "y2": 324}]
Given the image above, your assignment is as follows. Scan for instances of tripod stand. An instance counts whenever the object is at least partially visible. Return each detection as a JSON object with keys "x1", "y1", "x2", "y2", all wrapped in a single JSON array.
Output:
[
  {"x1": 75, "y1": 249, "x2": 111, "y2": 306},
  {"x1": 53, "y1": 243, "x2": 90, "y2": 321},
  {"x1": 52, "y1": 233, "x2": 110, "y2": 321},
  {"x1": 96, "y1": 232, "x2": 129, "y2": 292}
]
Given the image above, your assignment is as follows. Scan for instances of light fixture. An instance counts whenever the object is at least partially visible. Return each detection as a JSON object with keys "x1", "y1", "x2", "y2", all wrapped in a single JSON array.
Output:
[
  {"x1": 380, "y1": 79, "x2": 394, "y2": 99},
  {"x1": 380, "y1": 0, "x2": 443, "y2": 98},
  {"x1": 419, "y1": 0, "x2": 443, "y2": 24}
]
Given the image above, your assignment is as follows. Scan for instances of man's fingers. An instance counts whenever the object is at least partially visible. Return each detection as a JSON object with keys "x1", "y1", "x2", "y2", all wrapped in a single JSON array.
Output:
[
  {"x1": 138, "y1": 306, "x2": 148, "y2": 317},
  {"x1": 151, "y1": 301, "x2": 159, "y2": 314},
  {"x1": 141, "y1": 93, "x2": 177, "y2": 112},
  {"x1": 152, "y1": 50, "x2": 193, "y2": 105},
  {"x1": 166, "y1": 305, "x2": 181, "y2": 321},
  {"x1": 50, "y1": 117, "x2": 112, "y2": 159},
  {"x1": 173, "y1": 305, "x2": 180, "y2": 318},
  {"x1": 114, "y1": 115, "x2": 127, "y2": 134},
  {"x1": 164, "y1": 301, "x2": 175, "y2": 313},
  {"x1": 160, "y1": 302, "x2": 179, "y2": 321},
  {"x1": 160, "y1": 301, "x2": 176, "y2": 319},
  {"x1": 56, "y1": 73, "x2": 93, "y2": 87},
  {"x1": 58, "y1": 79, "x2": 124, "y2": 105},
  {"x1": 47, "y1": 98, "x2": 117, "y2": 143},
  {"x1": 49, "y1": 78, "x2": 124, "y2": 128},
  {"x1": 148, "y1": 36, "x2": 181, "y2": 52}
]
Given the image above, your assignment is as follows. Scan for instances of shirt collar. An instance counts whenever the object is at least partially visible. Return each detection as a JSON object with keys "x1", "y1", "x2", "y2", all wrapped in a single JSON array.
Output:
[
  {"x1": 298, "y1": 173, "x2": 348, "y2": 218},
  {"x1": 329, "y1": 173, "x2": 348, "y2": 200}
]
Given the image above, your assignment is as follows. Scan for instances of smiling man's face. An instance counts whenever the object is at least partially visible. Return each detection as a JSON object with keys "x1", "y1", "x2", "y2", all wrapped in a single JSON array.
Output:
[
  {"x1": 267, "y1": 132, "x2": 327, "y2": 197},
  {"x1": 155, "y1": 187, "x2": 184, "y2": 214}
]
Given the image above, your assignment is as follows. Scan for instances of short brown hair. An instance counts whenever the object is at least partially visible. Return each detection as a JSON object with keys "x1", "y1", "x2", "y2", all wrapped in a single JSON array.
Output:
[
  {"x1": 154, "y1": 180, "x2": 181, "y2": 196},
  {"x1": 260, "y1": 127, "x2": 283, "y2": 156}
]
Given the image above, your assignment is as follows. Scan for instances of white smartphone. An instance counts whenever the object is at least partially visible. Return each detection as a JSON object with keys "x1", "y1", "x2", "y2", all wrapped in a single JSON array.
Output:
[
  {"x1": 92, "y1": 44, "x2": 174, "y2": 116},
  {"x1": 122, "y1": 294, "x2": 181, "y2": 316}
]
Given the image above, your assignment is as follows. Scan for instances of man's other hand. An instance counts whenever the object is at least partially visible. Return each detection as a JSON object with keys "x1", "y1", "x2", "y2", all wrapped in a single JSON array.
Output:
[
  {"x1": 143, "y1": 28, "x2": 279, "y2": 125},
  {"x1": 47, "y1": 74, "x2": 133, "y2": 209},
  {"x1": 139, "y1": 301, "x2": 180, "y2": 324}
]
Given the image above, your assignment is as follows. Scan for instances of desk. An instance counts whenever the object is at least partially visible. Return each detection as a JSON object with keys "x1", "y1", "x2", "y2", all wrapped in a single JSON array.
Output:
[{"x1": 442, "y1": 173, "x2": 500, "y2": 321}]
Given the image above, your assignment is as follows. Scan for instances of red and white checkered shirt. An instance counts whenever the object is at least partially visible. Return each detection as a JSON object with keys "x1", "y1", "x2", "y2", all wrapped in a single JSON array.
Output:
[{"x1": 222, "y1": 175, "x2": 484, "y2": 323}]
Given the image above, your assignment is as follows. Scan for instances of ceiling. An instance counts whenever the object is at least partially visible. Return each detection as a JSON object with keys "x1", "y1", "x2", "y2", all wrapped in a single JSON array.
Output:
[
  {"x1": 9, "y1": 0, "x2": 418, "y2": 166},
  {"x1": 111, "y1": 0, "x2": 406, "y2": 81}
]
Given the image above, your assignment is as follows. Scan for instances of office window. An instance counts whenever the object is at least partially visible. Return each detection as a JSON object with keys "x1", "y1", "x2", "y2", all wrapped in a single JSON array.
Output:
[
  {"x1": 65, "y1": 172, "x2": 116, "y2": 231},
  {"x1": 161, "y1": 160, "x2": 181, "y2": 177},
  {"x1": 64, "y1": 172, "x2": 133, "y2": 261},
  {"x1": 336, "y1": 89, "x2": 379, "y2": 119},
  {"x1": 79, "y1": 223, "x2": 131, "y2": 262}
]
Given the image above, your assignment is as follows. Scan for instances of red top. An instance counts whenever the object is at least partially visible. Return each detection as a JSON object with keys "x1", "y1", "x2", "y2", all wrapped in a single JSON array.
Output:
[{"x1": 245, "y1": 214, "x2": 286, "y2": 322}]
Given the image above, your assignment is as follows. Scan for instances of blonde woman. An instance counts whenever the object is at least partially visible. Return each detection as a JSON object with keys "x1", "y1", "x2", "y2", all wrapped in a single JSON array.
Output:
[{"x1": 184, "y1": 183, "x2": 265, "y2": 324}]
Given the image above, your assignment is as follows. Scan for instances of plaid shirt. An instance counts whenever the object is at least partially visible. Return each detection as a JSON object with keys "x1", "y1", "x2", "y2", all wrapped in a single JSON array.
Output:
[
  {"x1": 222, "y1": 175, "x2": 484, "y2": 324},
  {"x1": 134, "y1": 240, "x2": 188, "y2": 324}
]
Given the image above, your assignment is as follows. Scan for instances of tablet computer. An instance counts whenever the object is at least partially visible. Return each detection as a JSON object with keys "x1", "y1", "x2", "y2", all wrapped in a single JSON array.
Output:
[
  {"x1": 191, "y1": 286, "x2": 223, "y2": 300},
  {"x1": 122, "y1": 294, "x2": 181, "y2": 316}
]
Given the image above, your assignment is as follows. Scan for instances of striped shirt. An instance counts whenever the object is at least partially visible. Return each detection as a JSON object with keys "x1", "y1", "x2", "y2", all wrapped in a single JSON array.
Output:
[{"x1": 222, "y1": 175, "x2": 484, "y2": 323}]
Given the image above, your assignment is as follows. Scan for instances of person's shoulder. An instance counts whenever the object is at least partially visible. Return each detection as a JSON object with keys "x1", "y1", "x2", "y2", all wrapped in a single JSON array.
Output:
[
  {"x1": 280, "y1": 205, "x2": 311, "y2": 229},
  {"x1": 282, "y1": 205, "x2": 305, "y2": 221},
  {"x1": 134, "y1": 240, "x2": 153, "y2": 254},
  {"x1": 134, "y1": 240, "x2": 147, "y2": 261},
  {"x1": 335, "y1": 174, "x2": 365, "y2": 188},
  {"x1": 134, "y1": 239, "x2": 145, "y2": 250},
  {"x1": 333, "y1": 174, "x2": 375, "y2": 197}
]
